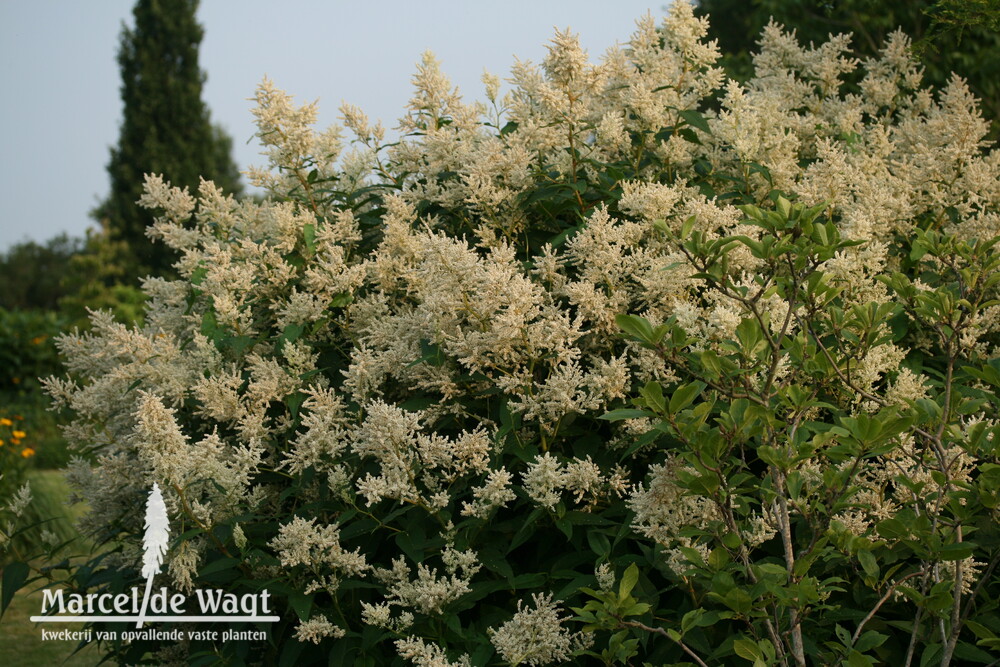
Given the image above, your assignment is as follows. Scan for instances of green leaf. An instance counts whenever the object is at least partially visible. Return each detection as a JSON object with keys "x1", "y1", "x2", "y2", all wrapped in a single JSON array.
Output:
[
  {"x1": 669, "y1": 381, "x2": 706, "y2": 414},
  {"x1": 407, "y1": 339, "x2": 447, "y2": 368},
  {"x1": 200, "y1": 308, "x2": 218, "y2": 338},
  {"x1": 619, "y1": 563, "x2": 639, "y2": 599},
  {"x1": 280, "y1": 390, "x2": 305, "y2": 420},
  {"x1": 937, "y1": 542, "x2": 975, "y2": 560},
  {"x1": 190, "y1": 264, "x2": 208, "y2": 286},
  {"x1": 616, "y1": 314, "x2": 657, "y2": 345},
  {"x1": 954, "y1": 640, "x2": 1000, "y2": 662},
  {"x1": 775, "y1": 195, "x2": 791, "y2": 219},
  {"x1": 222, "y1": 334, "x2": 256, "y2": 357},
  {"x1": 681, "y1": 215, "x2": 697, "y2": 239},
  {"x1": 858, "y1": 550, "x2": 879, "y2": 580},
  {"x1": 966, "y1": 620, "x2": 997, "y2": 640},
  {"x1": 479, "y1": 548, "x2": 514, "y2": 581},
  {"x1": 640, "y1": 381, "x2": 666, "y2": 414},
  {"x1": 876, "y1": 518, "x2": 908, "y2": 540},
  {"x1": 303, "y1": 223, "x2": 316, "y2": 254},
  {"x1": 678, "y1": 109, "x2": 712, "y2": 134},
  {"x1": 622, "y1": 602, "x2": 650, "y2": 616},
  {"x1": 733, "y1": 638, "x2": 763, "y2": 661},
  {"x1": 555, "y1": 516, "x2": 572, "y2": 539},
  {"x1": 330, "y1": 292, "x2": 353, "y2": 308},
  {"x1": 854, "y1": 630, "x2": 889, "y2": 653},
  {"x1": 708, "y1": 548, "x2": 731, "y2": 570},
  {"x1": 722, "y1": 532, "x2": 742, "y2": 550},
  {"x1": 281, "y1": 323, "x2": 305, "y2": 345},
  {"x1": 1, "y1": 561, "x2": 29, "y2": 618},
  {"x1": 681, "y1": 609, "x2": 704, "y2": 634},
  {"x1": 510, "y1": 573, "x2": 547, "y2": 590},
  {"x1": 586, "y1": 530, "x2": 611, "y2": 557},
  {"x1": 722, "y1": 588, "x2": 753, "y2": 614},
  {"x1": 198, "y1": 556, "x2": 241, "y2": 578},
  {"x1": 287, "y1": 591, "x2": 313, "y2": 621},
  {"x1": 599, "y1": 409, "x2": 653, "y2": 421},
  {"x1": 279, "y1": 635, "x2": 306, "y2": 667},
  {"x1": 846, "y1": 650, "x2": 873, "y2": 667}
]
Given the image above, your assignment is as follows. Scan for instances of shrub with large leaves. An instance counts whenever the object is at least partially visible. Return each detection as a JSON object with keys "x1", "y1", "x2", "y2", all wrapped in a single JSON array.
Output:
[{"x1": 25, "y1": 2, "x2": 1000, "y2": 664}]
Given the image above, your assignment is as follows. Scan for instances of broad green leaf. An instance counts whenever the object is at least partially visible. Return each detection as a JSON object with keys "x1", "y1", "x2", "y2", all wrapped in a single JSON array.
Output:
[
  {"x1": 616, "y1": 313, "x2": 657, "y2": 345},
  {"x1": 599, "y1": 408, "x2": 653, "y2": 421},
  {"x1": 669, "y1": 381, "x2": 706, "y2": 414},
  {"x1": 733, "y1": 638, "x2": 763, "y2": 661},
  {"x1": 618, "y1": 563, "x2": 639, "y2": 599},
  {"x1": 858, "y1": 550, "x2": 879, "y2": 580},
  {"x1": 678, "y1": 109, "x2": 712, "y2": 134},
  {"x1": 1, "y1": 562, "x2": 29, "y2": 618}
]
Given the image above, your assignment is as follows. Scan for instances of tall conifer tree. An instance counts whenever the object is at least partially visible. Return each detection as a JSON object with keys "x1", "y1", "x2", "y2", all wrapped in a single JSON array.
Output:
[{"x1": 95, "y1": 0, "x2": 242, "y2": 278}]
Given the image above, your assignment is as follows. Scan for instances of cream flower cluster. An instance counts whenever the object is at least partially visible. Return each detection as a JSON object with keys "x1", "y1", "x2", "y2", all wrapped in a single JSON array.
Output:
[{"x1": 489, "y1": 593, "x2": 592, "y2": 666}]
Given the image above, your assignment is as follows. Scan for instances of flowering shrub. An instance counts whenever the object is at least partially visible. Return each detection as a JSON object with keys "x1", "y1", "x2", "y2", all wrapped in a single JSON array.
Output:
[
  {"x1": 0, "y1": 308, "x2": 63, "y2": 396},
  {"x1": 29, "y1": 2, "x2": 1000, "y2": 664},
  {"x1": 0, "y1": 414, "x2": 33, "y2": 514},
  {"x1": 0, "y1": 307, "x2": 75, "y2": 469}
]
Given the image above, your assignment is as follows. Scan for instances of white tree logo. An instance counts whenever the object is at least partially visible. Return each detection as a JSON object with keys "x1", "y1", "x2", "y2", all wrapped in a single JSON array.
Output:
[
  {"x1": 136, "y1": 482, "x2": 169, "y2": 628},
  {"x1": 31, "y1": 481, "x2": 278, "y2": 627}
]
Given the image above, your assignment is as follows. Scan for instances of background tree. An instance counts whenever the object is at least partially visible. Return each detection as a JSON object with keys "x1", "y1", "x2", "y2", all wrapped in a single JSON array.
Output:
[
  {"x1": 695, "y1": 0, "x2": 1000, "y2": 131},
  {"x1": 57, "y1": 222, "x2": 146, "y2": 330},
  {"x1": 0, "y1": 234, "x2": 83, "y2": 311},
  {"x1": 94, "y1": 0, "x2": 242, "y2": 280}
]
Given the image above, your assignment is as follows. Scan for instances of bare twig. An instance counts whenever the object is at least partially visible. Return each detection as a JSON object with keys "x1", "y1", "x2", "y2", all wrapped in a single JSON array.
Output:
[
  {"x1": 621, "y1": 620, "x2": 710, "y2": 667},
  {"x1": 852, "y1": 570, "x2": 925, "y2": 644}
]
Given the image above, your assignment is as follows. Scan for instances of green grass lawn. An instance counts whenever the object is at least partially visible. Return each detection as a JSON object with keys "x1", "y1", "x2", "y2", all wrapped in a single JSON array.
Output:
[{"x1": 1, "y1": 469, "x2": 104, "y2": 666}]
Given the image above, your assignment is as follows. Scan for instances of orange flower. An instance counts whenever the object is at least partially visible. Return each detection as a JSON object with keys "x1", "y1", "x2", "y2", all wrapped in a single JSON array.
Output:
[
  {"x1": 21, "y1": 447, "x2": 35, "y2": 458},
  {"x1": 11, "y1": 438, "x2": 21, "y2": 445},
  {"x1": 12, "y1": 430, "x2": 25, "y2": 439},
  {"x1": 31, "y1": 335, "x2": 48, "y2": 345},
  {"x1": 0, "y1": 417, "x2": 11, "y2": 426},
  {"x1": 0, "y1": 439, "x2": 4, "y2": 446}
]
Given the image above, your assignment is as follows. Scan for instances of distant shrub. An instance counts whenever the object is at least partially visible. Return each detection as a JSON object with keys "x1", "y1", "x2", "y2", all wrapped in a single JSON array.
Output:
[{"x1": 0, "y1": 308, "x2": 63, "y2": 396}]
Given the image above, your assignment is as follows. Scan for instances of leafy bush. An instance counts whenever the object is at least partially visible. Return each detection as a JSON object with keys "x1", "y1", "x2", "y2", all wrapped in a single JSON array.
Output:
[
  {"x1": 0, "y1": 413, "x2": 33, "y2": 501},
  {"x1": 0, "y1": 308, "x2": 71, "y2": 470},
  {"x1": 0, "y1": 308, "x2": 64, "y2": 396},
  {"x1": 56, "y1": 225, "x2": 146, "y2": 331},
  {"x1": 25, "y1": 2, "x2": 1000, "y2": 664},
  {"x1": 0, "y1": 234, "x2": 84, "y2": 312}
]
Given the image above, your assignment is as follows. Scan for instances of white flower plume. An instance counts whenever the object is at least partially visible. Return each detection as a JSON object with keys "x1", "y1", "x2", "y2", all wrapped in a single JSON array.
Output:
[{"x1": 141, "y1": 483, "x2": 170, "y2": 578}]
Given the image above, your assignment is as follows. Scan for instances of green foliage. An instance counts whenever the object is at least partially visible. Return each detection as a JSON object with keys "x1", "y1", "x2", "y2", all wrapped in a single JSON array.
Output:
[
  {"x1": 94, "y1": 0, "x2": 242, "y2": 279},
  {"x1": 57, "y1": 225, "x2": 146, "y2": 330},
  {"x1": 696, "y1": 0, "x2": 1000, "y2": 130},
  {"x1": 0, "y1": 308, "x2": 63, "y2": 395},
  {"x1": 0, "y1": 470, "x2": 83, "y2": 569},
  {"x1": 0, "y1": 308, "x2": 73, "y2": 472},
  {"x1": 0, "y1": 234, "x2": 84, "y2": 311},
  {"x1": 602, "y1": 197, "x2": 1000, "y2": 665}
]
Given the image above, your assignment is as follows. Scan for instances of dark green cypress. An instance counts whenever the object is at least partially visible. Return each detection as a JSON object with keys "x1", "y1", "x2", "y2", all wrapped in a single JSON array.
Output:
[{"x1": 94, "y1": 0, "x2": 242, "y2": 279}]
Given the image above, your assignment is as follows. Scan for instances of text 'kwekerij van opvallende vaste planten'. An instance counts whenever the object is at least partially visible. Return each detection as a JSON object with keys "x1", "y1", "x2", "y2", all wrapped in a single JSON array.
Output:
[{"x1": 4, "y1": 1, "x2": 1000, "y2": 664}]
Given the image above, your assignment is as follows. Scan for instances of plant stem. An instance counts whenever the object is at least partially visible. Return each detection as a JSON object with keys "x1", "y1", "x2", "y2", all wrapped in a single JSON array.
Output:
[
  {"x1": 620, "y1": 620, "x2": 709, "y2": 667},
  {"x1": 852, "y1": 570, "x2": 924, "y2": 644}
]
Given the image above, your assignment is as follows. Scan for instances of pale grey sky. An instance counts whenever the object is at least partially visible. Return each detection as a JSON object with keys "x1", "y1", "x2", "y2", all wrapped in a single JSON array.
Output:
[{"x1": 0, "y1": 1, "x2": 662, "y2": 251}]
